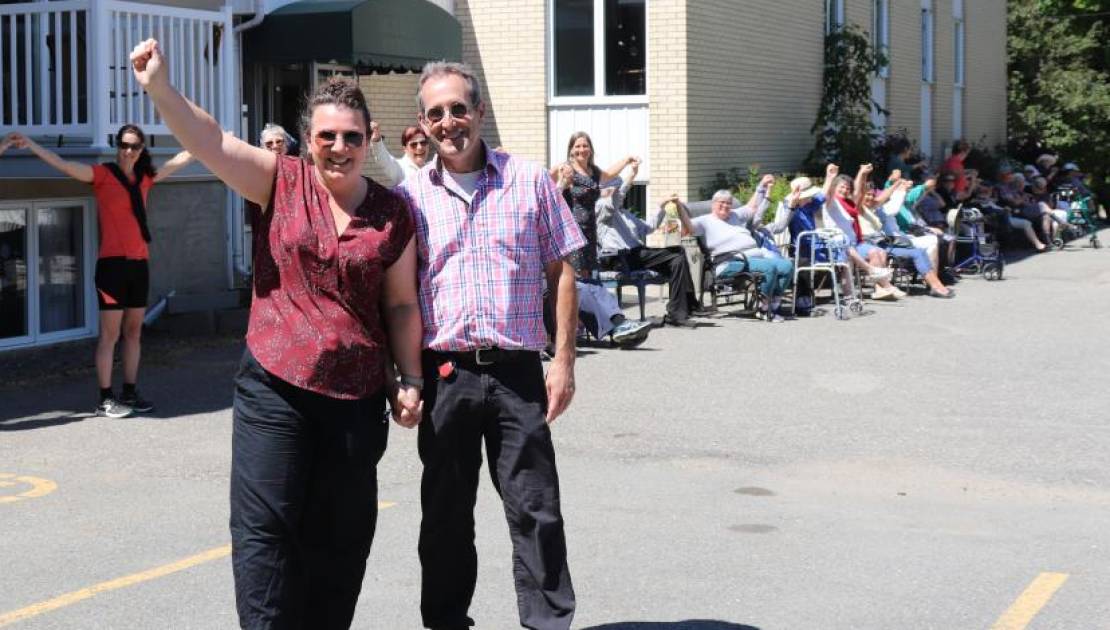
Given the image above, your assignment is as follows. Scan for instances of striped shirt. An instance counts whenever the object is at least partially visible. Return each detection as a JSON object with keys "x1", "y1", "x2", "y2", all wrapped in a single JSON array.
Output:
[{"x1": 398, "y1": 144, "x2": 585, "y2": 352}]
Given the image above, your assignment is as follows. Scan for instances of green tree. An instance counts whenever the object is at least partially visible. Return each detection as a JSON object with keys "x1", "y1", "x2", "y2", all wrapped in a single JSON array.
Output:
[
  {"x1": 803, "y1": 23, "x2": 887, "y2": 176},
  {"x1": 1009, "y1": 0, "x2": 1110, "y2": 200}
]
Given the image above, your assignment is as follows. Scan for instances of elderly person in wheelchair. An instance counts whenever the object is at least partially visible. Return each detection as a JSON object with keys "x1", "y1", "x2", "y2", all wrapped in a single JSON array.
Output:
[{"x1": 678, "y1": 176, "x2": 794, "y2": 322}]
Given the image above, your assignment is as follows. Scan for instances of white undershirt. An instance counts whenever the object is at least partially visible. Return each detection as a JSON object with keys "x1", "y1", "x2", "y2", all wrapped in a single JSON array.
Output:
[{"x1": 444, "y1": 169, "x2": 482, "y2": 203}]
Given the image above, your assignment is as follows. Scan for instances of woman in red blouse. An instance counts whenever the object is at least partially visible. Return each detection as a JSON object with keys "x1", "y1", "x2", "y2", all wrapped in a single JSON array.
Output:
[
  {"x1": 130, "y1": 39, "x2": 424, "y2": 627},
  {"x1": 5, "y1": 126, "x2": 192, "y2": 418}
]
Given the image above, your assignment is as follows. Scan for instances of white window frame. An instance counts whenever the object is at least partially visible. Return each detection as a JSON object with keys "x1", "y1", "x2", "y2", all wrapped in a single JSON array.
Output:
[
  {"x1": 953, "y1": 0, "x2": 965, "y2": 139},
  {"x1": 826, "y1": 0, "x2": 845, "y2": 35},
  {"x1": 921, "y1": 2, "x2": 935, "y2": 85},
  {"x1": 920, "y1": 0, "x2": 935, "y2": 157},
  {"x1": 0, "y1": 197, "x2": 97, "y2": 351},
  {"x1": 871, "y1": 0, "x2": 891, "y2": 131},
  {"x1": 312, "y1": 62, "x2": 357, "y2": 86},
  {"x1": 873, "y1": 0, "x2": 890, "y2": 78},
  {"x1": 547, "y1": 0, "x2": 649, "y2": 106}
]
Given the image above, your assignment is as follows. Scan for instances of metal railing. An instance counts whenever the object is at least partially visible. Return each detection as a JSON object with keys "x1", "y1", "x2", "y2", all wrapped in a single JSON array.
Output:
[{"x1": 0, "y1": 0, "x2": 234, "y2": 146}]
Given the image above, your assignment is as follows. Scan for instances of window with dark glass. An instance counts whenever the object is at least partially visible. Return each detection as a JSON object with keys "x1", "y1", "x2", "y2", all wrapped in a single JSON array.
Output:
[
  {"x1": 604, "y1": 0, "x2": 645, "y2": 96},
  {"x1": 554, "y1": 0, "x2": 594, "y2": 97}
]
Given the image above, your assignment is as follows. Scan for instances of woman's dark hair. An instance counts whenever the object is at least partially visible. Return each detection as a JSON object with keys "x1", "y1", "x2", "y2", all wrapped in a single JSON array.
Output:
[
  {"x1": 115, "y1": 124, "x2": 155, "y2": 179},
  {"x1": 299, "y1": 77, "x2": 372, "y2": 146},
  {"x1": 566, "y1": 131, "x2": 596, "y2": 170},
  {"x1": 888, "y1": 135, "x2": 911, "y2": 155},
  {"x1": 400, "y1": 125, "x2": 424, "y2": 147}
]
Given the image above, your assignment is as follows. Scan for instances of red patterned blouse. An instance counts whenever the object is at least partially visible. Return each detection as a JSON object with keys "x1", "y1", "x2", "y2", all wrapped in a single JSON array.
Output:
[{"x1": 246, "y1": 156, "x2": 414, "y2": 399}]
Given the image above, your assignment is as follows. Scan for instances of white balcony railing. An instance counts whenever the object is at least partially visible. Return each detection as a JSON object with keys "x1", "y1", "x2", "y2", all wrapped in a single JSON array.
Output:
[{"x1": 0, "y1": 0, "x2": 235, "y2": 146}]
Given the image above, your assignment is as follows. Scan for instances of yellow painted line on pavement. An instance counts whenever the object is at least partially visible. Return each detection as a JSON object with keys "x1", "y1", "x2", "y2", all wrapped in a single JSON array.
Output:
[
  {"x1": 0, "y1": 501, "x2": 397, "y2": 627},
  {"x1": 990, "y1": 572, "x2": 1069, "y2": 630},
  {"x1": 0, "y1": 474, "x2": 57, "y2": 505}
]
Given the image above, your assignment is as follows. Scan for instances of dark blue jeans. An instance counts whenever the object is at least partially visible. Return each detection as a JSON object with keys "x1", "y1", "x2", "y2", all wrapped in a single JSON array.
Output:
[
  {"x1": 229, "y1": 349, "x2": 388, "y2": 630},
  {"x1": 418, "y1": 349, "x2": 575, "y2": 630}
]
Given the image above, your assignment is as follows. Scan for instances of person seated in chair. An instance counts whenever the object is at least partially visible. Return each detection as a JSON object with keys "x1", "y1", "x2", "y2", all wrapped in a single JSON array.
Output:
[
  {"x1": 823, "y1": 164, "x2": 922, "y2": 299},
  {"x1": 859, "y1": 176, "x2": 954, "y2": 297},
  {"x1": 678, "y1": 178, "x2": 794, "y2": 322},
  {"x1": 596, "y1": 169, "x2": 700, "y2": 327},
  {"x1": 767, "y1": 175, "x2": 826, "y2": 314},
  {"x1": 575, "y1": 277, "x2": 652, "y2": 347}
]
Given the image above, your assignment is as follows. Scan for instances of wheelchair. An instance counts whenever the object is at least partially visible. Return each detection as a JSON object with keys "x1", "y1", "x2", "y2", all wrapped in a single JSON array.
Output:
[{"x1": 952, "y1": 206, "x2": 1005, "y2": 281}]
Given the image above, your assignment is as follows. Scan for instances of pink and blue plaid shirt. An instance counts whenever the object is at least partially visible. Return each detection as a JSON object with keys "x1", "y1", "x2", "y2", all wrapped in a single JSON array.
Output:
[{"x1": 397, "y1": 144, "x2": 585, "y2": 352}]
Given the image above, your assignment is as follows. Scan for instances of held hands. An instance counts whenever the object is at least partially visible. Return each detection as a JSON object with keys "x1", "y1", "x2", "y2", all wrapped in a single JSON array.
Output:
[
  {"x1": 860, "y1": 163, "x2": 874, "y2": 176},
  {"x1": 130, "y1": 39, "x2": 169, "y2": 92},
  {"x1": 888, "y1": 168, "x2": 903, "y2": 182},
  {"x1": 370, "y1": 121, "x2": 382, "y2": 143},
  {"x1": 4, "y1": 132, "x2": 30, "y2": 149},
  {"x1": 390, "y1": 384, "x2": 423, "y2": 429},
  {"x1": 556, "y1": 163, "x2": 573, "y2": 188},
  {"x1": 759, "y1": 174, "x2": 775, "y2": 188},
  {"x1": 826, "y1": 163, "x2": 840, "y2": 178}
]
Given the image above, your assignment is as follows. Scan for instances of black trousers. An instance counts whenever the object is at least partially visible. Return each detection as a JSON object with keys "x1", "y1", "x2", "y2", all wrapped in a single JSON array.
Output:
[
  {"x1": 418, "y1": 350, "x2": 575, "y2": 630},
  {"x1": 626, "y1": 246, "x2": 697, "y2": 318},
  {"x1": 229, "y1": 349, "x2": 388, "y2": 630}
]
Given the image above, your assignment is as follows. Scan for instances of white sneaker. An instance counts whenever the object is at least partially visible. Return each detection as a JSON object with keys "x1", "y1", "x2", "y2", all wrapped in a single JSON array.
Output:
[
  {"x1": 872, "y1": 286, "x2": 898, "y2": 301},
  {"x1": 612, "y1": 320, "x2": 651, "y2": 344}
]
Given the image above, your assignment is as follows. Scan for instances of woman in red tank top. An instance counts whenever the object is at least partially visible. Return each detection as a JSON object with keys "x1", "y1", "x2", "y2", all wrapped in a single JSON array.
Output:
[{"x1": 4, "y1": 125, "x2": 192, "y2": 417}]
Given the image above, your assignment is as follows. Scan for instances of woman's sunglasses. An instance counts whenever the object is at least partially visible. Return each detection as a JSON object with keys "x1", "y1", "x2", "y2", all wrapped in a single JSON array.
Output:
[
  {"x1": 423, "y1": 102, "x2": 470, "y2": 124},
  {"x1": 314, "y1": 130, "x2": 365, "y2": 148},
  {"x1": 263, "y1": 139, "x2": 285, "y2": 148},
  {"x1": 118, "y1": 141, "x2": 143, "y2": 152},
  {"x1": 407, "y1": 139, "x2": 429, "y2": 149}
]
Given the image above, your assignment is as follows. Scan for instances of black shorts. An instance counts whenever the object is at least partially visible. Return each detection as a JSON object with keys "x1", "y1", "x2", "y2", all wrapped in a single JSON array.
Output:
[{"x1": 95, "y1": 257, "x2": 149, "y2": 310}]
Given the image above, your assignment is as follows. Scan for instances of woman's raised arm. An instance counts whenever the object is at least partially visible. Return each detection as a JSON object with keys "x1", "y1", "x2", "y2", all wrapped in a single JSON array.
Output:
[
  {"x1": 6, "y1": 132, "x2": 94, "y2": 183},
  {"x1": 153, "y1": 150, "x2": 194, "y2": 183},
  {"x1": 130, "y1": 39, "x2": 276, "y2": 206}
]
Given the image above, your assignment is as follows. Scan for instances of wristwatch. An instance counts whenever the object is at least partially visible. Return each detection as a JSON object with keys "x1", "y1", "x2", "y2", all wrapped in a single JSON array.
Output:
[{"x1": 398, "y1": 374, "x2": 424, "y2": 389}]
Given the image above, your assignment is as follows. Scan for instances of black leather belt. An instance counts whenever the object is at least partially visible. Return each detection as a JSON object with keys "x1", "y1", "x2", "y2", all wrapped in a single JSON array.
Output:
[{"x1": 430, "y1": 347, "x2": 536, "y2": 367}]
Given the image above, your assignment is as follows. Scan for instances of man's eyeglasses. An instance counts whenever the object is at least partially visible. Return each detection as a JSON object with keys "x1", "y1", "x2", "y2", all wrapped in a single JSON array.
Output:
[
  {"x1": 313, "y1": 130, "x2": 365, "y2": 149},
  {"x1": 407, "y1": 139, "x2": 429, "y2": 149},
  {"x1": 118, "y1": 141, "x2": 143, "y2": 152},
  {"x1": 423, "y1": 102, "x2": 470, "y2": 124}
]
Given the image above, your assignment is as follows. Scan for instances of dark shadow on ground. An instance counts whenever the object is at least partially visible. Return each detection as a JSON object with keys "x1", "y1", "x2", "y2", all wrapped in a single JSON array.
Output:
[
  {"x1": 581, "y1": 621, "x2": 760, "y2": 630},
  {"x1": 0, "y1": 333, "x2": 244, "y2": 427}
]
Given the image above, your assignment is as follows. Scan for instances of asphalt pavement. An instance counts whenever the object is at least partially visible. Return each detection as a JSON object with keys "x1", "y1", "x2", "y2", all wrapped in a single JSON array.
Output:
[{"x1": 2, "y1": 233, "x2": 1109, "y2": 630}]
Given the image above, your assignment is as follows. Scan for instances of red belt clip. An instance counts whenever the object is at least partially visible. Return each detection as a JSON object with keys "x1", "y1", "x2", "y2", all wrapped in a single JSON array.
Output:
[{"x1": 438, "y1": 359, "x2": 456, "y2": 381}]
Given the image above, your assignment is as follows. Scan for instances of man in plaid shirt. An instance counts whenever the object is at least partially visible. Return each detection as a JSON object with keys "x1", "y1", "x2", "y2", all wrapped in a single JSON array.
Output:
[{"x1": 396, "y1": 61, "x2": 583, "y2": 630}]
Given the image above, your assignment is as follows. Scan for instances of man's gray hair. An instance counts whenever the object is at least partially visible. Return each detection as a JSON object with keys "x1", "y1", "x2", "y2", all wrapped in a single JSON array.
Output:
[
  {"x1": 259, "y1": 123, "x2": 292, "y2": 146},
  {"x1": 416, "y1": 61, "x2": 483, "y2": 112},
  {"x1": 711, "y1": 189, "x2": 735, "y2": 204}
]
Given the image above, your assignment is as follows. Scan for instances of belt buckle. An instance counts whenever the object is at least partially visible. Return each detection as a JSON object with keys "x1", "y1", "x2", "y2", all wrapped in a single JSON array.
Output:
[{"x1": 474, "y1": 346, "x2": 495, "y2": 366}]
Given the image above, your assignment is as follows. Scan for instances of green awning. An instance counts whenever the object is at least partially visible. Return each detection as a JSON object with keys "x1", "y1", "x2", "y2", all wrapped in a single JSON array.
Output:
[{"x1": 244, "y1": 0, "x2": 461, "y2": 71}]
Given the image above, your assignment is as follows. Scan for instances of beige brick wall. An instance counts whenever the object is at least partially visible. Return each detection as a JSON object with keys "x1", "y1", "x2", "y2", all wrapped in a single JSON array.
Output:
[
  {"x1": 933, "y1": 0, "x2": 955, "y2": 159},
  {"x1": 886, "y1": 1, "x2": 924, "y2": 151},
  {"x1": 964, "y1": 0, "x2": 1007, "y2": 151},
  {"x1": 358, "y1": 72, "x2": 421, "y2": 184},
  {"x1": 682, "y1": 0, "x2": 823, "y2": 201},
  {"x1": 455, "y1": 0, "x2": 548, "y2": 164},
  {"x1": 646, "y1": 0, "x2": 689, "y2": 206}
]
